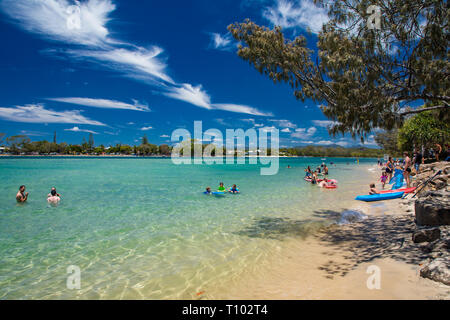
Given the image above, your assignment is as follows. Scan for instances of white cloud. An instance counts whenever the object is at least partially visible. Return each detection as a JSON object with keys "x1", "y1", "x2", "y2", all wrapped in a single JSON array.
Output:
[
  {"x1": 160, "y1": 134, "x2": 169, "y2": 138},
  {"x1": 0, "y1": 104, "x2": 105, "y2": 126},
  {"x1": 64, "y1": 126, "x2": 98, "y2": 134},
  {"x1": 281, "y1": 128, "x2": 291, "y2": 133},
  {"x1": 0, "y1": 0, "x2": 115, "y2": 46},
  {"x1": 210, "y1": 32, "x2": 234, "y2": 51},
  {"x1": 263, "y1": 0, "x2": 329, "y2": 34},
  {"x1": 69, "y1": 47, "x2": 173, "y2": 84},
  {"x1": 141, "y1": 126, "x2": 153, "y2": 131},
  {"x1": 291, "y1": 126, "x2": 316, "y2": 139},
  {"x1": 268, "y1": 119, "x2": 297, "y2": 128},
  {"x1": 212, "y1": 104, "x2": 273, "y2": 117},
  {"x1": 164, "y1": 84, "x2": 212, "y2": 109},
  {"x1": 311, "y1": 120, "x2": 338, "y2": 128},
  {"x1": 48, "y1": 97, "x2": 150, "y2": 111},
  {"x1": 1, "y1": 0, "x2": 270, "y2": 118}
]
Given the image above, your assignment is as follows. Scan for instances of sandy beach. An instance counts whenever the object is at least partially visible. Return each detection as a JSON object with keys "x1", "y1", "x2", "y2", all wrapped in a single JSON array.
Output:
[{"x1": 204, "y1": 166, "x2": 450, "y2": 300}]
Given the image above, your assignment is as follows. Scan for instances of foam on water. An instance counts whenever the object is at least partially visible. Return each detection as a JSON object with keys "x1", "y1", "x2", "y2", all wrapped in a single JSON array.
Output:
[{"x1": 0, "y1": 157, "x2": 377, "y2": 299}]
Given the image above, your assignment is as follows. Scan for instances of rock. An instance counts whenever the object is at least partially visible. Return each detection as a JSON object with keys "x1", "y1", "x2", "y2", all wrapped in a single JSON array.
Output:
[
  {"x1": 415, "y1": 190, "x2": 450, "y2": 226},
  {"x1": 420, "y1": 258, "x2": 450, "y2": 285},
  {"x1": 413, "y1": 228, "x2": 441, "y2": 243}
]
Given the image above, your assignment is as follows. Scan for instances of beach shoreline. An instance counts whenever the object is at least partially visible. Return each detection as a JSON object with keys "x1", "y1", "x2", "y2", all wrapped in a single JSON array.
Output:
[{"x1": 204, "y1": 164, "x2": 450, "y2": 300}]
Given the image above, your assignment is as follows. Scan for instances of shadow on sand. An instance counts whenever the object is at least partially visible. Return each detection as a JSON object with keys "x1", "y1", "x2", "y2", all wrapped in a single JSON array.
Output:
[{"x1": 312, "y1": 209, "x2": 427, "y2": 278}]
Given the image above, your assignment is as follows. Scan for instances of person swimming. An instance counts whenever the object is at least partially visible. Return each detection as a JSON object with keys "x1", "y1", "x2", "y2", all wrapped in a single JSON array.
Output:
[
  {"x1": 16, "y1": 185, "x2": 28, "y2": 203},
  {"x1": 229, "y1": 184, "x2": 239, "y2": 194},
  {"x1": 217, "y1": 182, "x2": 226, "y2": 192},
  {"x1": 204, "y1": 187, "x2": 212, "y2": 195},
  {"x1": 47, "y1": 189, "x2": 61, "y2": 205}
]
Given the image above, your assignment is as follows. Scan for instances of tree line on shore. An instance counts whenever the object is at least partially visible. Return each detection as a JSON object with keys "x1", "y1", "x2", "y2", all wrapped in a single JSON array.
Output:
[
  {"x1": 0, "y1": 132, "x2": 387, "y2": 158},
  {"x1": 0, "y1": 133, "x2": 172, "y2": 156}
]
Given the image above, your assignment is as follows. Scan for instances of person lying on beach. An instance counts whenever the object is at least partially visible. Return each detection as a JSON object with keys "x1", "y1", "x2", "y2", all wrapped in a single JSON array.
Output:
[
  {"x1": 369, "y1": 183, "x2": 379, "y2": 195},
  {"x1": 229, "y1": 184, "x2": 240, "y2": 193},
  {"x1": 204, "y1": 187, "x2": 212, "y2": 195},
  {"x1": 16, "y1": 185, "x2": 28, "y2": 203},
  {"x1": 47, "y1": 190, "x2": 60, "y2": 205},
  {"x1": 47, "y1": 187, "x2": 61, "y2": 198},
  {"x1": 217, "y1": 182, "x2": 226, "y2": 192}
]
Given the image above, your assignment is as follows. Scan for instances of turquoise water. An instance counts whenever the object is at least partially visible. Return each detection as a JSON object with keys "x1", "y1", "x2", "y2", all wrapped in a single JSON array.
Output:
[{"x1": 0, "y1": 157, "x2": 376, "y2": 299}]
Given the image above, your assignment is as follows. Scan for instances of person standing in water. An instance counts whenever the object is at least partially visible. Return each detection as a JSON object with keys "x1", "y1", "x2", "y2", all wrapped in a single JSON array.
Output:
[
  {"x1": 16, "y1": 185, "x2": 28, "y2": 203},
  {"x1": 47, "y1": 189, "x2": 61, "y2": 205},
  {"x1": 47, "y1": 187, "x2": 61, "y2": 198}
]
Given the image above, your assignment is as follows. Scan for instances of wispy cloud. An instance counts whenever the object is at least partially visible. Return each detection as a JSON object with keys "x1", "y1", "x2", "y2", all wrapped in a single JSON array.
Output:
[
  {"x1": 209, "y1": 32, "x2": 234, "y2": 51},
  {"x1": 141, "y1": 126, "x2": 153, "y2": 131},
  {"x1": 163, "y1": 85, "x2": 272, "y2": 116},
  {"x1": 212, "y1": 104, "x2": 273, "y2": 117},
  {"x1": 163, "y1": 84, "x2": 212, "y2": 109},
  {"x1": 0, "y1": 104, "x2": 105, "y2": 126},
  {"x1": 48, "y1": 97, "x2": 150, "y2": 112},
  {"x1": 0, "y1": 0, "x2": 115, "y2": 46},
  {"x1": 263, "y1": 0, "x2": 329, "y2": 34},
  {"x1": 64, "y1": 126, "x2": 99, "y2": 134},
  {"x1": 1, "y1": 0, "x2": 270, "y2": 118},
  {"x1": 68, "y1": 47, "x2": 174, "y2": 84}
]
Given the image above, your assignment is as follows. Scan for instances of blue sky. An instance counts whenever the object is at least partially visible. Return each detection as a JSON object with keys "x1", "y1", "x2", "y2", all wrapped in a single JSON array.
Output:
[{"x1": 0, "y1": 0, "x2": 378, "y2": 148}]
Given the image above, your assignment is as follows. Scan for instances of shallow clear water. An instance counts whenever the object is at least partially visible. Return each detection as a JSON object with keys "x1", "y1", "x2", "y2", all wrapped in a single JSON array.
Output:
[{"x1": 0, "y1": 157, "x2": 376, "y2": 299}]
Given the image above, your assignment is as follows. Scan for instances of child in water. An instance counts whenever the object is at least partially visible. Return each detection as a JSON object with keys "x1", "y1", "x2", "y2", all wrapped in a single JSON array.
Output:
[
  {"x1": 217, "y1": 182, "x2": 226, "y2": 192},
  {"x1": 204, "y1": 187, "x2": 212, "y2": 195},
  {"x1": 229, "y1": 184, "x2": 240, "y2": 194},
  {"x1": 369, "y1": 183, "x2": 379, "y2": 195},
  {"x1": 380, "y1": 171, "x2": 388, "y2": 189}
]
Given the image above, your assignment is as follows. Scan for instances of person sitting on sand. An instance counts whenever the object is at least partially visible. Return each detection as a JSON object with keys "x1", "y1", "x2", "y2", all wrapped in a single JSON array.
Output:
[
  {"x1": 229, "y1": 184, "x2": 240, "y2": 194},
  {"x1": 369, "y1": 183, "x2": 379, "y2": 195},
  {"x1": 380, "y1": 171, "x2": 388, "y2": 189},
  {"x1": 16, "y1": 185, "x2": 28, "y2": 203},
  {"x1": 47, "y1": 187, "x2": 61, "y2": 198},
  {"x1": 204, "y1": 187, "x2": 212, "y2": 195},
  {"x1": 47, "y1": 189, "x2": 60, "y2": 205},
  {"x1": 217, "y1": 182, "x2": 226, "y2": 192}
]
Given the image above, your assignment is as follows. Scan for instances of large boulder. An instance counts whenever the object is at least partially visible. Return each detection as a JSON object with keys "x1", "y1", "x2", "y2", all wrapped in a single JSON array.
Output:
[
  {"x1": 412, "y1": 227, "x2": 441, "y2": 243},
  {"x1": 420, "y1": 258, "x2": 450, "y2": 285},
  {"x1": 415, "y1": 190, "x2": 450, "y2": 226}
]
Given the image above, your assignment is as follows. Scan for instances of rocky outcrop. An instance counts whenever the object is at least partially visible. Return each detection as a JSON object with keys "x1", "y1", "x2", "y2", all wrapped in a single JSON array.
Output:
[
  {"x1": 413, "y1": 162, "x2": 450, "y2": 227},
  {"x1": 415, "y1": 190, "x2": 450, "y2": 226},
  {"x1": 420, "y1": 258, "x2": 450, "y2": 286},
  {"x1": 411, "y1": 162, "x2": 450, "y2": 285},
  {"x1": 412, "y1": 227, "x2": 441, "y2": 243}
]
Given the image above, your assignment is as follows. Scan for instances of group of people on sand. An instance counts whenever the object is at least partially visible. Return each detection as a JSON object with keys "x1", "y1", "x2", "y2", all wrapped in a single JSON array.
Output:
[
  {"x1": 16, "y1": 185, "x2": 61, "y2": 204},
  {"x1": 370, "y1": 151, "x2": 416, "y2": 194},
  {"x1": 205, "y1": 182, "x2": 240, "y2": 194}
]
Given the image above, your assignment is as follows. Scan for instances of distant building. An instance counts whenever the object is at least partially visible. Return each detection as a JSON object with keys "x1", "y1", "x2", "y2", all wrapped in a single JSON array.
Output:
[{"x1": 0, "y1": 147, "x2": 5, "y2": 154}]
